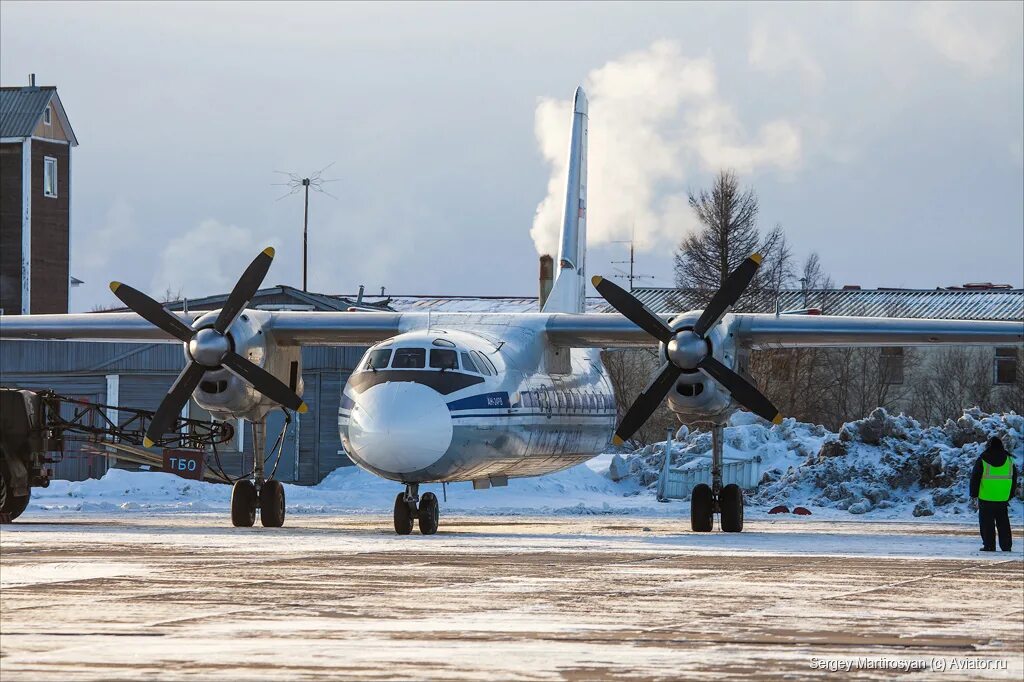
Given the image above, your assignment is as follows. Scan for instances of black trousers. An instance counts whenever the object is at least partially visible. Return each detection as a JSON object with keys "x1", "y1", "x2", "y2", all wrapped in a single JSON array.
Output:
[{"x1": 978, "y1": 500, "x2": 1012, "y2": 551}]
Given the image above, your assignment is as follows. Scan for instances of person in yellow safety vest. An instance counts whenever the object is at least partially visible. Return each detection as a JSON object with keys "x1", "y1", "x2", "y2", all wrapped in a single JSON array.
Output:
[{"x1": 969, "y1": 436, "x2": 1019, "y2": 552}]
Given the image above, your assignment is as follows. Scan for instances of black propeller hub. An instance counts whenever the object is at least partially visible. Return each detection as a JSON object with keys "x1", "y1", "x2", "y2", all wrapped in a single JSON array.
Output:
[
  {"x1": 666, "y1": 330, "x2": 708, "y2": 370},
  {"x1": 188, "y1": 328, "x2": 231, "y2": 368}
]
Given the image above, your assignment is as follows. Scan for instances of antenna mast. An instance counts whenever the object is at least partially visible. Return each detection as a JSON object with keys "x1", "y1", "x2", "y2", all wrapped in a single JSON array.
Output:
[
  {"x1": 610, "y1": 226, "x2": 654, "y2": 292},
  {"x1": 273, "y1": 163, "x2": 341, "y2": 292}
]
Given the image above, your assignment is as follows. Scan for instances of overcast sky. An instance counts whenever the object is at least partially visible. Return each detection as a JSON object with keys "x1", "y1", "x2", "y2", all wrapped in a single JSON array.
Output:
[{"x1": 3, "y1": 1, "x2": 1022, "y2": 311}]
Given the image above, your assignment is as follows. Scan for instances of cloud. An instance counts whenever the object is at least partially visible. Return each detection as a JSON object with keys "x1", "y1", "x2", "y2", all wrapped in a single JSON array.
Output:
[
  {"x1": 530, "y1": 40, "x2": 804, "y2": 257},
  {"x1": 913, "y1": 2, "x2": 1019, "y2": 72},
  {"x1": 76, "y1": 198, "x2": 139, "y2": 271},
  {"x1": 151, "y1": 219, "x2": 278, "y2": 299},
  {"x1": 748, "y1": 24, "x2": 824, "y2": 85}
]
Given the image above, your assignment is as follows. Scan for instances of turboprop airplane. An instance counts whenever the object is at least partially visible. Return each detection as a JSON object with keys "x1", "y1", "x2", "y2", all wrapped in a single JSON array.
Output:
[{"x1": 2, "y1": 87, "x2": 1021, "y2": 534}]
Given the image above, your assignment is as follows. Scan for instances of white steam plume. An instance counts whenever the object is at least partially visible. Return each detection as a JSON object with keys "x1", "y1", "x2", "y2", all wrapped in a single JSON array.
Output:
[{"x1": 531, "y1": 40, "x2": 802, "y2": 257}]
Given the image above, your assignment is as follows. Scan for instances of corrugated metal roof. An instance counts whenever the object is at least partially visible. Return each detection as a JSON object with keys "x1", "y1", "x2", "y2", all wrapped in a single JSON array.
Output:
[
  {"x1": 104, "y1": 285, "x2": 1024, "y2": 321},
  {"x1": 0, "y1": 86, "x2": 55, "y2": 138},
  {"x1": 616, "y1": 288, "x2": 1024, "y2": 321}
]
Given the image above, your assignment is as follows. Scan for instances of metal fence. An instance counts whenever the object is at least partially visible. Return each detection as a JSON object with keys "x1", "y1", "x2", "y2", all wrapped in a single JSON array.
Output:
[{"x1": 657, "y1": 451, "x2": 763, "y2": 500}]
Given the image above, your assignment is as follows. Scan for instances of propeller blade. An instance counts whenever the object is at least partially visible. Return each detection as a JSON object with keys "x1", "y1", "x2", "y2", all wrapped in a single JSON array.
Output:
[
  {"x1": 592, "y1": 275, "x2": 674, "y2": 344},
  {"x1": 612, "y1": 362, "x2": 683, "y2": 445},
  {"x1": 692, "y1": 253, "x2": 763, "y2": 338},
  {"x1": 143, "y1": 362, "x2": 207, "y2": 447},
  {"x1": 698, "y1": 355, "x2": 782, "y2": 425},
  {"x1": 221, "y1": 351, "x2": 308, "y2": 413},
  {"x1": 214, "y1": 247, "x2": 275, "y2": 333},
  {"x1": 109, "y1": 282, "x2": 193, "y2": 343}
]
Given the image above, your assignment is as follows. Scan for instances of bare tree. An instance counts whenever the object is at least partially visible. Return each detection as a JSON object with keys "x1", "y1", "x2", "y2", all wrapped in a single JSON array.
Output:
[{"x1": 674, "y1": 170, "x2": 793, "y2": 308}]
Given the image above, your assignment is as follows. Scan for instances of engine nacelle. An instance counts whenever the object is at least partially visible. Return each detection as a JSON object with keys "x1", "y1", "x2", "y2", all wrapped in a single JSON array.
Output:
[
  {"x1": 661, "y1": 312, "x2": 742, "y2": 422},
  {"x1": 187, "y1": 309, "x2": 303, "y2": 422}
]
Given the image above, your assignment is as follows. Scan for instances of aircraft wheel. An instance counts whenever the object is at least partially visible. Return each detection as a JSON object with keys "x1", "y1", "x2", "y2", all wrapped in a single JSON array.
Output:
[
  {"x1": 231, "y1": 480, "x2": 257, "y2": 527},
  {"x1": 394, "y1": 492, "x2": 414, "y2": 535},
  {"x1": 691, "y1": 483, "x2": 713, "y2": 532},
  {"x1": 0, "y1": 459, "x2": 31, "y2": 521},
  {"x1": 719, "y1": 483, "x2": 744, "y2": 533},
  {"x1": 260, "y1": 480, "x2": 286, "y2": 528},
  {"x1": 418, "y1": 492, "x2": 439, "y2": 535}
]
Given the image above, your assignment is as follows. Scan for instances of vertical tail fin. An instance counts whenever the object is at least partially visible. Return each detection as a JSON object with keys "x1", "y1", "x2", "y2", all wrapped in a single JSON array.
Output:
[{"x1": 542, "y1": 86, "x2": 588, "y2": 314}]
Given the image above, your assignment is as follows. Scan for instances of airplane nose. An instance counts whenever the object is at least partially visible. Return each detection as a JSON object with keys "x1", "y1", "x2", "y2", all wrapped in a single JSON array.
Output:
[{"x1": 347, "y1": 382, "x2": 453, "y2": 474}]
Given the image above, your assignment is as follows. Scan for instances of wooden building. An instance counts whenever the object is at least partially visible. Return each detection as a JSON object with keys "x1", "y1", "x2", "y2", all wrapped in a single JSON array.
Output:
[{"x1": 0, "y1": 74, "x2": 78, "y2": 315}]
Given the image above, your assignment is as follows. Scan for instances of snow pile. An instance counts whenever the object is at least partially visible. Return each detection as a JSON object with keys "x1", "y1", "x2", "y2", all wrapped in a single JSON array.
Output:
[{"x1": 619, "y1": 407, "x2": 1024, "y2": 519}]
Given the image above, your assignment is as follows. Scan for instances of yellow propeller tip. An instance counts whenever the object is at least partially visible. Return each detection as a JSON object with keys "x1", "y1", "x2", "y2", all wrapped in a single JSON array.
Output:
[
  {"x1": 142, "y1": 437, "x2": 154, "y2": 448},
  {"x1": 611, "y1": 434, "x2": 625, "y2": 446},
  {"x1": 109, "y1": 281, "x2": 122, "y2": 293},
  {"x1": 591, "y1": 275, "x2": 604, "y2": 286},
  {"x1": 297, "y1": 402, "x2": 309, "y2": 414},
  {"x1": 750, "y1": 253, "x2": 763, "y2": 265},
  {"x1": 262, "y1": 246, "x2": 276, "y2": 257},
  {"x1": 772, "y1": 414, "x2": 783, "y2": 425}
]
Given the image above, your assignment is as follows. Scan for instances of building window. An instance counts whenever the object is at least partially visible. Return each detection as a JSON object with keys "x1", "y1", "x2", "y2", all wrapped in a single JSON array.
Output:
[
  {"x1": 43, "y1": 157, "x2": 58, "y2": 198},
  {"x1": 994, "y1": 348, "x2": 1019, "y2": 386},
  {"x1": 43, "y1": 106, "x2": 51, "y2": 125},
  {"x1": 880, "y1": 347, "x2": 904, "y2": 384}
]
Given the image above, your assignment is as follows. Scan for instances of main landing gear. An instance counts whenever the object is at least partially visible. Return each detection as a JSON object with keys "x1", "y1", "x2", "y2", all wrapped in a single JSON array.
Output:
[
  {"x1": 691, "y1": 424, "x2": 744, "y2": 533},
  {"x1": 230, "y1": 419, "x2": 286, "y2": 528},
  {"x1": 393, "y1": 483, "x2": 439, "y2": 535}
]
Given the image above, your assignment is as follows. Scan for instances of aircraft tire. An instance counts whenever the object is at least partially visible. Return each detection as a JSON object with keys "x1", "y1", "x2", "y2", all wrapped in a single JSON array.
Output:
[
  {"x1": 0, "y1": 458, "x2": 30, "y2": 521},
  {"x1": 418, "y1": 492, "x2": 439, "y2": 535},
  {"x1": 719, "y1": 483, "x2": 744, "y2": 533},
  {"x1": 691, "y1": 484, "x2": 714, "y2": 532},
  {"x1": 231, "y1": 479, "x2": 257, "y2": 527},
  {"x1": 394, "y1": 492, "x2": 414, "y2": 535},
  {"x1": 260, "y1": 480, "x2": 286, "y2": 528}
]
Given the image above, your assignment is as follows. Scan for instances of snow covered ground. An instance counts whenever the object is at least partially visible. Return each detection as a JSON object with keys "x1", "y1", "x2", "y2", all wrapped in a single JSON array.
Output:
[{"x1": 23, "y1": 408, "x2": 1023, "y2": 526}]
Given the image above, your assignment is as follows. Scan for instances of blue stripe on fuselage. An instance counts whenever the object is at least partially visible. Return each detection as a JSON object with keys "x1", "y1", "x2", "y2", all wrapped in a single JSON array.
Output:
[{"x1": 447, "y1": 392, "x2": 510, "y2": 411}]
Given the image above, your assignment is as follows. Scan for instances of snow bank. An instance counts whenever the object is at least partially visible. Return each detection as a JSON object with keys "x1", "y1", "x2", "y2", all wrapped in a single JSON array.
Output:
[{"x1": 619, "y1": 408, "x2": 1024, "y2": 520}]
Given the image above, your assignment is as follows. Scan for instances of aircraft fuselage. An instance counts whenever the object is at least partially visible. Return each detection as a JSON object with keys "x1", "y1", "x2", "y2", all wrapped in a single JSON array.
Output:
[{"x1": 339, "y1": 326, "x2": 616, "y2": 484}]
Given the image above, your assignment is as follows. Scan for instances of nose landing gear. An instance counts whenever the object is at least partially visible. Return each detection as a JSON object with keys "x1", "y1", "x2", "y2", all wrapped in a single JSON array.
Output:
[
  {"x1": 393, "y1": 483, "x2": 439, "y2": 535},
  {"x1": 690, "y1": 424, "x2": 744, "y2": 532}
]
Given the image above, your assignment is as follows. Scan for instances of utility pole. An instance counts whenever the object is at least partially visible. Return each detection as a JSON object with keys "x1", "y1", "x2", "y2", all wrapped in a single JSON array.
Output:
[{"x1": 273, "y1": 163, "x2": 339, "y2": 293}]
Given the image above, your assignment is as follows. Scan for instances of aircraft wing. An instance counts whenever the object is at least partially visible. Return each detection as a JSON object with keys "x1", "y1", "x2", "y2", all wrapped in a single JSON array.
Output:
[
  {"x1": 545, "y1": 313, "x2": 1024, "y2": 349},
  {"x1": 2, "y1": 310, "x2": 1020, "y2": 349},
  {"x1": 0, "y1": 311, "x2": 406, "y2": 346}
]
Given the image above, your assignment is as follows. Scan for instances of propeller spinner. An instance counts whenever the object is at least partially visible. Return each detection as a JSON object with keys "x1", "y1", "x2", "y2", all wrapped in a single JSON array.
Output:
[
  {"x1": 110, "y1": 247, "x2": 307, "y2": 447},
  {"x1": 593, "y1": 253, "x2": 782, "y2": 445}
]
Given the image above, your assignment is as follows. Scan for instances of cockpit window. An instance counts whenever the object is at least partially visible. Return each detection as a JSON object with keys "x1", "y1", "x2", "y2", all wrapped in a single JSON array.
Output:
[
  {"x1": 429, "y1": 348, "x2": 458, "y2": 370},
  {"x1": 364, "y1": 348, "x2": 392, "y2": 370},
  {"x1": 392, "y1": 348, "x2": 426, "y2": 369},
  {"x1": 460, "y1": 352, "x2": 478, "y2": 373},
  {"x1": 470, "y1": 350, "x2": 495, "y2": 376}
]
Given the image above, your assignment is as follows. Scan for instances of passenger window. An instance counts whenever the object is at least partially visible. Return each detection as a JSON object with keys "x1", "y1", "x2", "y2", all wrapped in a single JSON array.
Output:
[
  {"x1": 364, "y1": 348, "x2": 392, "y2": 370},
  {"x1": 430, "y1": 349, "x2": 458, "y2": 370},
  {"x1": 392, "y1": 348, "x2": 426, "y2": 368},
  {"x1": 460, "y1": 352, "x2": 478, "y2": 373}
]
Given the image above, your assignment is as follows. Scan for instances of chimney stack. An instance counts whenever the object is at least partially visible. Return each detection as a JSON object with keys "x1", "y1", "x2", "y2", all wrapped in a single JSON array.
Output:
[
  {"x1": 29, "y1": 73, "x2": 36, "y2": 87},
  {"x1": 538, "y1": 254, "x2": 554, "y2": 310}
]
